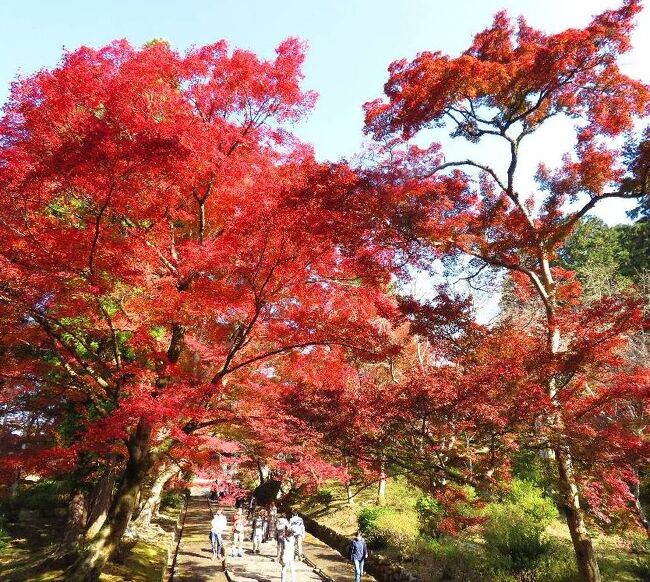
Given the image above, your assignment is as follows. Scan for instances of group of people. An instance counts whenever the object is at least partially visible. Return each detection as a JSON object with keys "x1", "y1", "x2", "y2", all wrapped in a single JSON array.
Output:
[
  {"x1": 208, "y1": 495, "x2": 369, "y2": 582},
  {"x1": 208, "y1": 500, "x2": 307, "y2": 582}
]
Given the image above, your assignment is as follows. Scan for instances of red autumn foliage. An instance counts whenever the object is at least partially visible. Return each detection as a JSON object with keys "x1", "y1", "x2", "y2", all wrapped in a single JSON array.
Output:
[
  {"x1": 0, "y1": 37, "x2": 396, "y2": 578},
  {"x1": 0, "y1": 4, "x2": 648, "y2": 581},
  {"x1": 361, "y1": 2, "x2": 650, "y2": 580}
]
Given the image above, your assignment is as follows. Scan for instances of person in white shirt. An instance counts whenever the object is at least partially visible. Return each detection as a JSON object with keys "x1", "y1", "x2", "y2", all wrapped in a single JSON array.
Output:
[
  {"x1": 289, "y1": 512, "x2": 305, "y2": 561},
  {"x1": 210, "y1": 508, "x2": 227, "y2": 559},
  {"x1": 251, "y1": 513, "x2": 264, "y2": 554},
  {"x1": 276, "y1": 513, "x2": 289, "y2": 559},
  {"x1": 278, "y1": 526, "x2": 296, "y2": 582},
  {"x1": 231, "y1": 508, "x2": 246, "y2": 557}
]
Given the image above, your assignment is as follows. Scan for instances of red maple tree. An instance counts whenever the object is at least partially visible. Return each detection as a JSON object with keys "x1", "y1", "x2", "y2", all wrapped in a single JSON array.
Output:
[
  {"x1": 363, "y1": 2, "x2": 650, "y2": 579},
  {"x1": 0, "y1": 38, "x2": 396, "y2": 579}
]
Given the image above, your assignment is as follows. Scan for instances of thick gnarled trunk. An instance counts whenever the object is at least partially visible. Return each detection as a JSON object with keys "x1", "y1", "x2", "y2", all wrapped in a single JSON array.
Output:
[
  {"x1": 64, "y1": 488, "x2": 89, "y2": 546},
  {"x1": 132, "y1": 461, "x2": 178, "y2": 528},
  {"x1": 84, "y1": 467, "x2": 117, "y2": 540},
  {"x1": 69, "y1": 419, "x2": 152, "y2": 581}
]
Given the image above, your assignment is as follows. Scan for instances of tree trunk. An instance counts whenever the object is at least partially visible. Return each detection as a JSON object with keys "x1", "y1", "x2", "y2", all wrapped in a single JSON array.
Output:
[
  {"x1": 555, "y1": 445, "x2": 601, "y2": 582},
  {"x1": 257, "y1": 459, "x2": 267, "y2": 485},
  {"x1": 64, "y1": 488, "x2": 89, "y2": 546},
  {"x1": 346, "y1": 482, "x2": 355, "y2": 506},
  {"x1": 84, "y1": 467, "x2": 116, "y2": 540},
  {"x1": 69, "y1": 419, "x2": 152, "y2": 581},
  {"x1": 632, "y1": 468, "x2": 649, "y2": 532},
  {"x1": 539, "y1": 255, "x2": 601, "y2": 582},
  {"x1": 132, "y1": 461, "x2": 178, "y2": 528},
  {"x1": 377, "y1": 459, "x2": 386, "y2": 505}
]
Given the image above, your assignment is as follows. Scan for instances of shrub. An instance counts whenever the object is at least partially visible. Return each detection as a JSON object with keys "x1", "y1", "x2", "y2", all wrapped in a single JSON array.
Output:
[
  {"x1": 510, "y1": 450, "x2": 555, "y2": 496},
  {"x1": 426, "y1": 538, "x2": 492, "y2": 582},
  {"x1": 313, "y1": 487, "x2": 335, "y2": 506},
  {"x1": 374, "y1": 509, "x2": 419, "y2": 559},
  {"x1": 629, "y1": 532, "x2": 650, "y2": 579},
  {"x1": 357, "y1": 506, "x2": 389, "y2": 548},
  {"x1": 484, "y1": 503, "x2": 550, "y2": 570},
  {"x1": 415, "y1": 494, "x2": 445, "y2": 538},
  {"x1": 385, "y1": 476, "x2": 419, "y2": 510},
  {"x1": 160, "y1": 489, "x2": 185, "y2": 510},
  {"x1": 534, "y1": 540, "x2": 579, "y2": 582},
  {"x1": 13, "y1": 479, "x2": 69, "y2": 515},
  {"x1": 0, "y1": 518, "x2": 8, "y2": 555},
  {"x1": 506, "y1": 479, "x2": 558, "y2": 524},
  {"x1": 483, "y1": 479, "x2": 558, "y2": 576}
]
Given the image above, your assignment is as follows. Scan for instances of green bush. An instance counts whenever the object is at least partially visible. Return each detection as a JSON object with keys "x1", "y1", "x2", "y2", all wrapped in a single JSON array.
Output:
[
  {"x1": 534, "y1": 540, "x2": 579, "y2": 582},
  {"x1": 384, "y1": 476, "x2": 419, "y2": 510},
  {"x1": 629, "y1": 533, "x2": 650, "y2": 579},
  {"x1": 506, "y1": 479, "x2": 558, "y2": 524},
  {"x1": 160, "y1": 489, "x2": 185, "y2": 510},
  {"x1": 357, "y1": 506, "x2": 419, "y2": 557},
  {"x1": 374, "y1": 509, "x2": 419, "y2": 559},
  {"x1": 357, "y1": 506, "x2": 389, "y2": 548},
  {"x1": 13, "y1": 480, "x2": 69, "y2": 515},
  {"x1": 510, "y1": 450, "x2": 555, "y2": 496},
  {"x1": 483, "y1": 479, "x2": 558, "y2": 576},
  {"x1": 0, "y1": 519, "x2": 8, "y2": 555},
  {"x1": 415, "y1": 494, "x2": 445, "y2": 538},
  {"x1": 426, "y1": 538, "x2": 491, "y2": 582},
  {"x1": 313, "y1": 487, "x2": 335, "y2": 505}
]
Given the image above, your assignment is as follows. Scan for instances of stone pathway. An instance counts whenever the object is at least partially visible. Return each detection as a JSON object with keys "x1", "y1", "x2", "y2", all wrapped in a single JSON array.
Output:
[
  {"x1": 172, "y1": 492, "x2": 376, "y2": 582},
  {"x1": 172, "y1": 495, "x2": 227, "y2": 582}
]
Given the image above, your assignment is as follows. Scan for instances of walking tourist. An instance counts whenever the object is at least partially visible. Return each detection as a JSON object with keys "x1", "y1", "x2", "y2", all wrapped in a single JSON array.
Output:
[
  {"x1": 266, "y1": 503, "x2": 278, "y2": 541},
  {"x1": 251, "y1": 513, "x2": 264, "y2": 554},
  {"x1": 278, "y1": 526, "x2": 296, "y2": 582},
  {"x1": 276, "y1": 513, "x2": 289, "y2": 559},
  {"x1": 289, "y1": 511, "x2": 305, "y2": 561},
  {"x1": 231, "y1": 507, "x2": 245, "y2": 557},
  {"x1": 350, "y1": 530, "x2": 369, "y2": 582},
  {"x1": 247, "y1": 494, "x2": 257, "y2": 518},
  {"x1": 210, "y1": 507, "x2": 227, "y2": 559}
]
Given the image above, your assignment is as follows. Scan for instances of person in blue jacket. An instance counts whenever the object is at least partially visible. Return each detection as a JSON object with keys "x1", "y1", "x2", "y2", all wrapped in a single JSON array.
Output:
[{"x1": 350, "y1": 530, "x2": 369, "y2": 582}]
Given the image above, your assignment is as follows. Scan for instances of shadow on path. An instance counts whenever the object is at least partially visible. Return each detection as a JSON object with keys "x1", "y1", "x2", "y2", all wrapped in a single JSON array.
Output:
[{"x1": 173, "y1": 492, "x2": 376, "y2": 582}]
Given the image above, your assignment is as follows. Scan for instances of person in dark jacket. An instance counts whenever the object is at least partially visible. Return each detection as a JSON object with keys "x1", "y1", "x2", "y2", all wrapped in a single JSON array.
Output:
[{"x1": 350, "y1": 530, "x2": 369, "y2": 582}]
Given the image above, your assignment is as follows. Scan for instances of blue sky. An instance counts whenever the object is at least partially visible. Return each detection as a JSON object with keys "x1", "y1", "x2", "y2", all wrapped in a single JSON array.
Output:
[{"x1": 2, "y1": 1, "x2": 649, "y2": 225}]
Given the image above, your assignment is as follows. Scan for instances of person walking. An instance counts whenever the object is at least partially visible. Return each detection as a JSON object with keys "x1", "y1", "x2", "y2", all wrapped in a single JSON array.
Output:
[
  {"x1": 231, "y1": 507, "x2": 245, "y2": 557},
  {"x1": 260, "y1": 508, "x2": 269, "y2": 542},
  {"x1": 210, "y1": 507, "x2": 227, "y2": 559},
  {"x1": 350, "y1": 530, "x2": 369, "y2": 582},
  {"x1": 251, "y1": 512, "x2": 264, "y2": 554},
  {"x1": 275, "y1": 513, "x2": 289, "y2": 559},
  {"x1": 289, "y1": 511, "x2": 305, "y2": 561},
  {"x1": 266, "y1": 503, "x2": 278, "y2": 542},
  {"x1": 278, "y1": 526, "x2": 296, "y2": 582}
]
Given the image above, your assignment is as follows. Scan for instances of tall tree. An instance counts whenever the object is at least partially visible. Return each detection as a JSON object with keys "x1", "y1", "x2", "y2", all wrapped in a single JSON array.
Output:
[
  {"x1": 364, "y1": 2, "x2": 650, "y2": 580},
  {"x1": 0, "y1": 39, "x2": 395, "y2": 580}
]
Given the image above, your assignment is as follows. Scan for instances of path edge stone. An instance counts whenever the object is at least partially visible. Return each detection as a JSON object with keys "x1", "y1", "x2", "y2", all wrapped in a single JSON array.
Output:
[
  {"x1": 297, "y1": 512, "x2": 421, "y2": 582},
  {"x1": 165, "y1": 491, "x2": 190, "y2": 581}
]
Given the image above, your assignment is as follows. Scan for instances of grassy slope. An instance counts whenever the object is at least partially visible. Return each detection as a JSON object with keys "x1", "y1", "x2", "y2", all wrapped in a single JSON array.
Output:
[{"x1": 296, "y1": 477, "x2": 645, "y2": 582}]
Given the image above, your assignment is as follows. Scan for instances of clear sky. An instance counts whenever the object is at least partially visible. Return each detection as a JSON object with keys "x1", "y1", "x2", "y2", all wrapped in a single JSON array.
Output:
[{"x1": 2, "y1": 0, "x2": 649, "y2": 225}]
